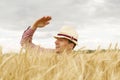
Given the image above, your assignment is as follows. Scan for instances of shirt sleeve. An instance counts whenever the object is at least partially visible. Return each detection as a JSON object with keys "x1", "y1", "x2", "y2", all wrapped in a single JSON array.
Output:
[{"x1": 20, "y1": 26, "x2": 36, "y2": 48}]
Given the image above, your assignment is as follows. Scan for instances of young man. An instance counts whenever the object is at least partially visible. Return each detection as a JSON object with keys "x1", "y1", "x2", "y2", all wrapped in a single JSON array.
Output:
[{"x1": 20, "y1": 16, "x2": 78, "y2": 54}]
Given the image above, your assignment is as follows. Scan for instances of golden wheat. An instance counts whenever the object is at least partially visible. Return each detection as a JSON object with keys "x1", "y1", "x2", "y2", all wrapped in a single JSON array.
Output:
[{"x1": 0, "y1": 46, "x2": 120, "y2": 80}]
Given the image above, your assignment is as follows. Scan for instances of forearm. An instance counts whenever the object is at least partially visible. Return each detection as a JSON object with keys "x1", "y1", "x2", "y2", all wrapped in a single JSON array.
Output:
[
  {"x1": 30, "y1": 24, "x2": 37, "y2": 30},
  {"x1": 20, "y1": 26, "x2": 36, "y2": 47}
]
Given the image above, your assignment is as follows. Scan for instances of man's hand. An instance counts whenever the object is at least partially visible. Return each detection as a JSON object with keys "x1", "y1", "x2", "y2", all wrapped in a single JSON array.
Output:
[{"x1": 31, "y1": 16, "x2": 51, "y2": 30}]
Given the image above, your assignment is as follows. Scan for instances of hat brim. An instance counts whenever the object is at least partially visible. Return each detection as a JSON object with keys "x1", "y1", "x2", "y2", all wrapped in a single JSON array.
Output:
[{"x1": 54, "y1": 35, "x2": 78, "y2": 45}]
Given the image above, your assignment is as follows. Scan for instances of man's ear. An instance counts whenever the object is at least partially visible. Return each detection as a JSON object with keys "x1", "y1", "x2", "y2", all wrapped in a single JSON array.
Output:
[{"x1": 69, "y1": 43, "x2": 74, "y2": 49}]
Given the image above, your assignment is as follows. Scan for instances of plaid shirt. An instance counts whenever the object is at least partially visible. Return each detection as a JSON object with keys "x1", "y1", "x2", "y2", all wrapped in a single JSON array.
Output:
[{"x1": 20, "y1": 27, "x2": 54, "y2": 53}]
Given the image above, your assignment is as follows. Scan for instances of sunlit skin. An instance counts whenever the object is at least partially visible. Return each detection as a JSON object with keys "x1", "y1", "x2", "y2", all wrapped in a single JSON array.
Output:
[
  {"x1": 31, "y1": 16, "x2": 51, "y2": 30},
  {"x1": 55, "y1": 38, "x2": 74, "y2": 53}
]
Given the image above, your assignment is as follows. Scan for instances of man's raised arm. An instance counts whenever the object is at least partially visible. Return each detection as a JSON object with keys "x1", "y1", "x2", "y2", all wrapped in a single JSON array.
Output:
[{"x1": 20, "y1": 16, "x2": 52, "y2": 49}]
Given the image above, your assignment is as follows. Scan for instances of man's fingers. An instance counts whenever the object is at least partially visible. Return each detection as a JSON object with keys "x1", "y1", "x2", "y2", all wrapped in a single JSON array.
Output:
[
  {"x1": 44, "y1": 16, "x2": 51, "y2": 21},
  {"x1": 46, "y1": 22, "x2": 50, "y2": 25},
  {"x1": 46, "y1": 16, "x2": 52, "y2": 20}
]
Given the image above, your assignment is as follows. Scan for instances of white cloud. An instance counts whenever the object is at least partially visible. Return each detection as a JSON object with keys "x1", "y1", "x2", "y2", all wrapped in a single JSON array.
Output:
[{"x1": 0, "y1": 0, "x2": 120, "y2": 53}]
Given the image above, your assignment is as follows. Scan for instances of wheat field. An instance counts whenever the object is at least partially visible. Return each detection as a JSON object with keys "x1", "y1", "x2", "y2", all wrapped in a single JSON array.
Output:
[{"x1": 0, "y1": 45, "x2": 120, "y2": 80}]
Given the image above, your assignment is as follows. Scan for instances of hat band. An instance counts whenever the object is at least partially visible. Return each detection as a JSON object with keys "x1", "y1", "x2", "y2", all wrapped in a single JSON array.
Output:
[{"x1": 57, "y1": 34, "x2": 77, "y2": 41}]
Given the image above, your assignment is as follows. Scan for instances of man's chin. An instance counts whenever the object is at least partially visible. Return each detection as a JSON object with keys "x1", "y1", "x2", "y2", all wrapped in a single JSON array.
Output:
[
  {"x1": 55, "y1": 49, "x2": 61, "y2": 54},
  {"x1": 56, "y1": 50, "x2": 60, "y2": 53}
]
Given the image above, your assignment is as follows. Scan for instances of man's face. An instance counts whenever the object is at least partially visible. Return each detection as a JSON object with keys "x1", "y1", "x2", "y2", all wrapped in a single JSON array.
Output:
[{"x1": 55, "y1": 38, "x2": 73, "y2": 53}]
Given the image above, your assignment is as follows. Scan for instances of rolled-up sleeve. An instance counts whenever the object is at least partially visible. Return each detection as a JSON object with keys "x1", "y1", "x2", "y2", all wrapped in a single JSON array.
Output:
[{"x1": 20, "y1": 26, "x2": 35, "y2": 48}]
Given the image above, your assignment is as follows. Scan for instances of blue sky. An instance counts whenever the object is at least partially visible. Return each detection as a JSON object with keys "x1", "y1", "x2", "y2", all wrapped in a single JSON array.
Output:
[{"x1": 0, "y1": 0, "x2": 120, "y2": 52}]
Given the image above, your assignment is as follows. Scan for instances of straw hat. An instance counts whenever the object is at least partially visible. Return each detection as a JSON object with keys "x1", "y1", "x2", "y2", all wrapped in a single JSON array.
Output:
[{"x1": 54, "y1": 26, "x2": 78, "y2": 45}]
